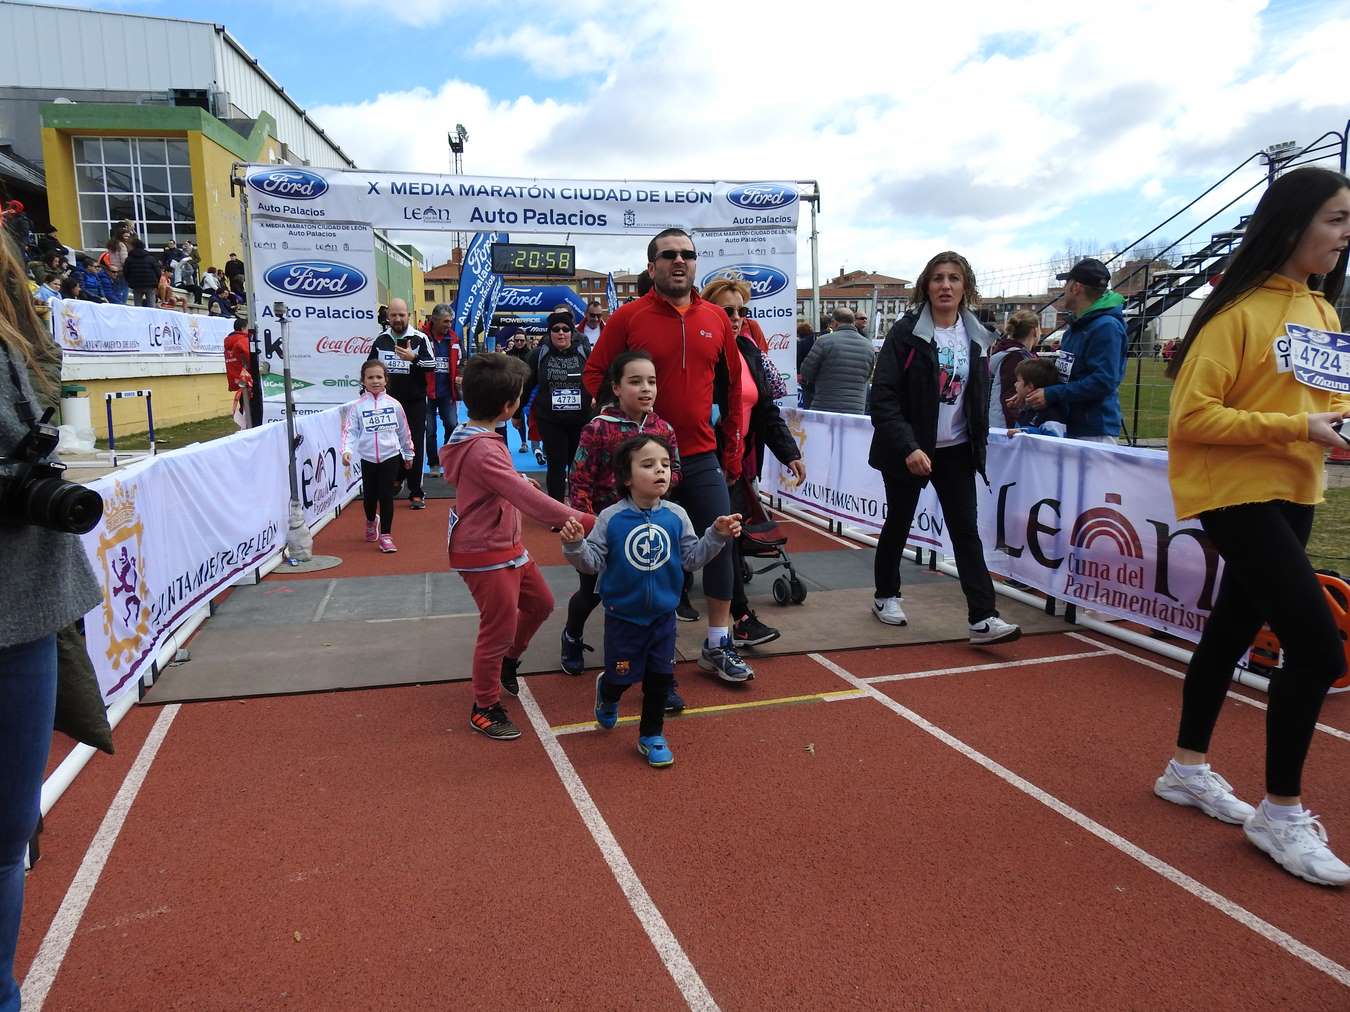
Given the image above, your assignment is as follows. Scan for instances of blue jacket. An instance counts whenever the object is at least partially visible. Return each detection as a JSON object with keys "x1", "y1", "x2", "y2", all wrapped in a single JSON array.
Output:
[
  {"x1": 1042, "y1": 291, "x2": 1126, "y2": 438},
  {"x1": 562, "y1": 498, "x2": 728, "y2": 624}
]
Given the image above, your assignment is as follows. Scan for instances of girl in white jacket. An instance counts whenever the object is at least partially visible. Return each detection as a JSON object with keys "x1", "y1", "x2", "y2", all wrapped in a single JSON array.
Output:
[{"x1": 342, "y1": 361, "x2": 415, "y2": 552}]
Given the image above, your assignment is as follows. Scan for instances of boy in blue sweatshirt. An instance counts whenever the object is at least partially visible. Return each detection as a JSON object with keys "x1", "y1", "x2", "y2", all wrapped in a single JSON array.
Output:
[{"x1": 560, "y1": 434, "x2": 741, "y2": 767}]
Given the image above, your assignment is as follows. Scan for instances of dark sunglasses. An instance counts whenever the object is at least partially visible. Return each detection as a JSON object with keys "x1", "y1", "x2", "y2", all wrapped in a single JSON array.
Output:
[
  {"x1": 654, "y1": 249, "x2": 698, "y2": 261},
  {"x1": 549, "y1": 324, "x2": 573, "y2": 333},
  {"x1": 723, "y1": 306, "x2": 750, "y2": 318}
]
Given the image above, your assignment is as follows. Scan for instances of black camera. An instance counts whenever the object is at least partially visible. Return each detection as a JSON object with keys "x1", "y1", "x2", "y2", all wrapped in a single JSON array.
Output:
[{"x1": 0, "y1": 407, "x2": 103, "y2": 534}]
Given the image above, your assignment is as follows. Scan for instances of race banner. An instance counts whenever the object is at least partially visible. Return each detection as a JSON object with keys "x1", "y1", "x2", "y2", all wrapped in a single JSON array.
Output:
[
  {"x1": 762, "y1": 412, "x2": 1221, "y2": 642},
  {"x1": 49, "y1": 298, "x2": 232, "y2": 357},
  {"x1": 248, "y1": 217, "x2": 379, "y2": 421},
  {"x1": 495, "y1": 285, "x2": 587, "y2": 319},
  {"x1": 78, "y1": 404, "x2": 354, "y2": 703},
  {"x1": 242, "y1": 168, "x2": 802, "y2": 236},
  {"x1": 453, "y1": 230, "x2": 506, "y2": 343},
  {"x1": 694, "y1": 228, "x2": 799, "y2": 401}
]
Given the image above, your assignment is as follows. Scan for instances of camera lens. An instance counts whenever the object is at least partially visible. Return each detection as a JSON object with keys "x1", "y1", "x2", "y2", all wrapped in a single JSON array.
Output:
[{"x1": 21, "y1": 476, "x2": 104, "y2": 534}]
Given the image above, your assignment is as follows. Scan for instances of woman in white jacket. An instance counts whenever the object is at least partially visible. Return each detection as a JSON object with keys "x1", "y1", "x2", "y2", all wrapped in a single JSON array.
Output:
[{"x1": 341, "y1": 361, "x2": 415, "y2": 553}]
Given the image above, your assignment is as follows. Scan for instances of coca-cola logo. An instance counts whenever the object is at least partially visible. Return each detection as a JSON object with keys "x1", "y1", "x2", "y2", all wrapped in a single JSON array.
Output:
[{"x1": 315, "y1": 336, "x2": 373, "y2": 354}]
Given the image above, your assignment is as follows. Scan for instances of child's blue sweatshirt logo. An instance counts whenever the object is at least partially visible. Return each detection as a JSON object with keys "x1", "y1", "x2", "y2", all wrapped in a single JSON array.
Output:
[{"x1": 624, "y1": 524, "x2": 671, "y2": 572}]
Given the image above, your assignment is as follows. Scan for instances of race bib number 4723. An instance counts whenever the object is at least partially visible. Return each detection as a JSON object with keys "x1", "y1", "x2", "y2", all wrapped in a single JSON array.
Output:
[{"x1": 1283, "y1": 324, "x2": 1350, "y2": 394}]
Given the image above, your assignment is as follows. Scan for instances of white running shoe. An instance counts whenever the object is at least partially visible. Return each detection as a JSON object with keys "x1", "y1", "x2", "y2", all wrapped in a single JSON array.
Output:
[
  {"x1": 969, "y1": 616, "x2": 1021, "y2": 644},
  {"x1": 1153, "y1": 762, "x2": 1255, "y2": 824},
  {"x1": 872, "y1": 597, "x2": 908, "y2": 626},
  {"x1": 1244, "y1": 806, "x2": 1350, "y2": 886}
]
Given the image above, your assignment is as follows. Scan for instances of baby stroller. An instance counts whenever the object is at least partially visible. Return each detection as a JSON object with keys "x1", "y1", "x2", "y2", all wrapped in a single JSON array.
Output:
[{"x1": 735, "y1": 478, "x2": 807, "y2": 606}]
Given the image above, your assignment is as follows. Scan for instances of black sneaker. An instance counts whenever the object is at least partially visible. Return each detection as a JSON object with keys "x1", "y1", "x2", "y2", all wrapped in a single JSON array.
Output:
[
  {"x1": 733, "y1": 610, "x2": 781, "y2": 648},
  {"x1": 665, "y1": 680, "x2": 686, "y2": 714},
  {"x1": 676, "y1": 599, "x2": 700, "y2": 623},
  {"x1": 469, "y1": 703, "x2": 521, "y2": 740},
  {"x1": 500, "y1": 656, "x2": 521, "y2": 696},
  {"x1": 560, "y1": 631, "x2": 593, "y2": 676}
]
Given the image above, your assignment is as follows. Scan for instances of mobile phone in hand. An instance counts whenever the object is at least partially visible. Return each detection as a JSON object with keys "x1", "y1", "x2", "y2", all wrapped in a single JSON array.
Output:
[{"x1": 1333, "y1": 419, "x2": 1350, "y2": 448}]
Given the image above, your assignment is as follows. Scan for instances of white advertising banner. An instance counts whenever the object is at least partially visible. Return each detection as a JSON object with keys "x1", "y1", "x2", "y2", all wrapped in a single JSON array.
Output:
[
  {"x1": 49, "y1": 298, "x2": 232, "y2": 356},
  {"x1": 248, "y1": 217, "x2": 379, "y2": 421},
  {"x1": 695, "y1": 228, "x2": 799, "y2": 400},
  {"x1": 763, "y1": 412, "x2": 1220, "y2": 641},
  {"x1": 78, "y1": 404, "x2": 354, "y2": 703},
  {"x1": 242, "y1": 167, "x2": 802, "y2": 236}
]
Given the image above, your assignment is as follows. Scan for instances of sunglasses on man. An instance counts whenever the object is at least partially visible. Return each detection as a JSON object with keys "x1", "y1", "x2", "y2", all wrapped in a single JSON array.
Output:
[{"x1": 653, "y1": 249, "x2": 698, "y2": 261}]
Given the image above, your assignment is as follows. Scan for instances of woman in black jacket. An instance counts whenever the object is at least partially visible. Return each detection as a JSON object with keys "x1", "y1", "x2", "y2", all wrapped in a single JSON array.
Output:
[
  {"x1": 704, "y1": 278, "x2": 806, "y2": 648},
  {"x1": 122, "y1": 239, "x2": 162, "y2": 308},
  {"x1": 869, "y1": 251, "x2": 1019, "y2": 645},
  {"x1": 524, "y1": 312, "x2": 593, "y2": 501}
]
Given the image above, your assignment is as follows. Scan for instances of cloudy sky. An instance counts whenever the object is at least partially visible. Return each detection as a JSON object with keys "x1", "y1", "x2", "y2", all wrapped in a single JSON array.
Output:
[{"x1": 90, "y1": 0, "x2": 1350, "y2": 292}]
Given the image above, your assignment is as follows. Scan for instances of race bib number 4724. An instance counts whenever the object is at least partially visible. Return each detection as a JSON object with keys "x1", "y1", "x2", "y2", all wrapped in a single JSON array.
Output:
[{"x1": 1283, "y1": 324, "x2": 1350, "y2": 394}]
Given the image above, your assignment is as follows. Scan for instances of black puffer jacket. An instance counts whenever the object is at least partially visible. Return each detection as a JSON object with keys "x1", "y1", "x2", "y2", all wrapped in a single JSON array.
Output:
[
  {"x1": 868, "y1": 306, "x2": 993, "y2": 482},
  {"x1": 122, "y1": 247, "x2": 162, "y2": 290},
  {"x1": 714, "y1": 334, "x2": 801, "y2": 473}
]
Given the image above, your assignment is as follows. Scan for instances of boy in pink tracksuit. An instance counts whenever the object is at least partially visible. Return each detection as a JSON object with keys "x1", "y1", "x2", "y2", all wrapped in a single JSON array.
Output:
[{"x1": 440, "y1": 353, "x2": 595, "y2": 741}]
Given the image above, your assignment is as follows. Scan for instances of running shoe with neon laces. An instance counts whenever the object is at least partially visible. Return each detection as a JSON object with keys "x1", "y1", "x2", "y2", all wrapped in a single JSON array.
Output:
[
  {"x1": 1244, "y1": 805, "x2": 1350, "y2": 886},
  {"x1": 733, "y1": 610, "x2": 781, "y2": 647},
  {"x1": 968, "y1": 616, "x2": 1020, "y2": 645},
  {"x1": 1153, "y1": 762, "x2": 1256, "y2": 824},
  {"x1": 365, "y1": 519, "x2": 379, "y2": 543},
  {"x1": 664, "y1": 680, "x2": 685, "y2": 714},
  {"x1": 699, "y1": 636, "x2": 752, "y2": 682},
  {"x1": 500, "y1": 656, "x2": 521, "y2": 697},
  {"x1": 872, "y1": 596, "x2": 907, "y2": 626},
  {"x1": 594, "y1": 673, "x2": 618, "y2": 730},
  {"x1": 638, "y1": 735, "x2": 674, "y2": 767},
  {"x1": 469, "y1": 703, "x2": 521, "y2": 741},
  {"x1": 560, "y1": 630, "x2": 593, "y2": 676},
  {"x1": 378, "y1": 534, "x2": 397, "y2": 553}
]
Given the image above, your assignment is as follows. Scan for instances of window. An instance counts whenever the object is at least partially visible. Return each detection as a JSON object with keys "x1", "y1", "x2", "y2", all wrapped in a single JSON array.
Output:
[
  {"x1": 74, "y1": 136, "x2": 195, "y2": 250},
  {"x1": 424, "y1": 289, "x2": 435, "y2": 302}
]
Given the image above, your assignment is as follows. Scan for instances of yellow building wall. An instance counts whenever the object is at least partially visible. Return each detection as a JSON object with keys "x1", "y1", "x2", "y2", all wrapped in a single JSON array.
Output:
[
  {"x1": 74, "y1": 374, "x2": 234, "y2": 439},
  {"x1": 40, "y1": 127, "x2": 79, "y2": 245},
  {"x1": 189, "y1": 130, "x2": 258, "y2": 275}
]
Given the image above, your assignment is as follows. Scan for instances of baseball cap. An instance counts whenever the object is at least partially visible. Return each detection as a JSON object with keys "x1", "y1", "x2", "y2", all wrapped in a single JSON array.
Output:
[{"x1": 1056, "y1": 258, "x2": 1111, "y2": 288}]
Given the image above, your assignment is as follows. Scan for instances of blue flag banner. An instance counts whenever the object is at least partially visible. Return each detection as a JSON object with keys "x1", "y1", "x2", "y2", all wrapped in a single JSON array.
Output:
[
  {"x1": 606, "y1": 272, "x2": 618, "y2": 314},
  {"x1": 453, "y1": 230, "x2": 507, "y2": 343},
  {"x1": 495, "y1": 285, "x2": 587, "y2": 319}
]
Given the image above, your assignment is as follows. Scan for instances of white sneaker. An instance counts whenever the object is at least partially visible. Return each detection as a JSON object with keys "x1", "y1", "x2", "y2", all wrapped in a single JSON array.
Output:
[
  {"x1": 1244, "y1": 805, "x2": 1350, "y2": 886},
  {"x1": 872, "y1": 597, "x2": 907, "y2": 626},
  {"x1": 969, "y1": 616, "x2": 1020, "y2": 644},
  {"x1": 1153, "y1": 762, "x2": 1255, "y2": 824}
]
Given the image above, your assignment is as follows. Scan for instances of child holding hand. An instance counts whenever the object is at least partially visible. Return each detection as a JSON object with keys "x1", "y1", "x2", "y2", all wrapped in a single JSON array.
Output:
[
  {"x1": 561, "y1": 435, "x2": 741, "y2": 767},
  {"x1": 1009, "y1": 358, "x2": 1068, "y2": 437},
  {"x1": 341, "y1": 360, "x2": 414, "y2": 553}
]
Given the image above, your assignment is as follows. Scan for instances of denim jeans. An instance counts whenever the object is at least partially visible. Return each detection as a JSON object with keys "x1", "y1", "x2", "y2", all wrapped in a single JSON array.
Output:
[
  {"x1": 0, "y1": 634, "x2": 57, "y2": 1012},
  {"x1": 425, "y1": 395, "x2": 455, "y2": 469}
]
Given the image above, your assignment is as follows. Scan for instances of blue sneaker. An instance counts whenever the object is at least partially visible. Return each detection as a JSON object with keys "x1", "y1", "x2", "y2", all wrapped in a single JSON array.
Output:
[
  {"x1": 594, "y1": 673, "x2": 618, "y2": 730},
  {"x1": 638, "y1": 735, "x2": 674, "y2": 767},
  {"x1": 698, "y1": 636, "x2": 752, "y2": 683},
  {"x1": 561, "y1": 630, "x2": 593, "y2": 676},
  {"x1": 664, "y1": 679, "x2": 686, "y2": 714}
]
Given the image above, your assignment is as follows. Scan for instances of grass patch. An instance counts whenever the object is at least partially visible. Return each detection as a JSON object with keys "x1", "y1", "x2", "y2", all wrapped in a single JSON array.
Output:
[
  {"x1": 1310, "y1": 485, "x2": 1350, "y2": 574},
  {"x1": 96, "y1": 414, "x2": 240, "y2": 452},
  {"x1": 1118, "y1": 356, "x2": 1172, "y2": 441}
]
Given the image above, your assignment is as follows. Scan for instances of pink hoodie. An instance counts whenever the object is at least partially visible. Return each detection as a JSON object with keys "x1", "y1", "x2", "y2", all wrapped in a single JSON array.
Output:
[{"x1": 439, "y1": 429, "x2": 594, "y2": 570}]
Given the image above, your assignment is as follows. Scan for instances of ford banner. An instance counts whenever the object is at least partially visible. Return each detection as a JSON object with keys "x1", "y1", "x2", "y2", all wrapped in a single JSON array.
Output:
[{"x1": 453, "y1": 231, "x2": 506, "y2": 344}]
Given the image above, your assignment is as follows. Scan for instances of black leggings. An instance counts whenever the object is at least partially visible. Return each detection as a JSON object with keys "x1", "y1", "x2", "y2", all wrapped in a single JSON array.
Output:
[
  {"x1": 538, "y1": 418, "x2": 584, "y2": 502},
  {"x1": 566, "y1": 571, "x2": 600, "y2": 639},
  {"x1": 1177, "y1": 501, "x2": 1346, "y2": 797},
  {"x1": 599, "y1": 671, "x2": 672, "y2": 738},
  {"x1": 360, "y1": 457, "x2": 402, "y2": 534}
]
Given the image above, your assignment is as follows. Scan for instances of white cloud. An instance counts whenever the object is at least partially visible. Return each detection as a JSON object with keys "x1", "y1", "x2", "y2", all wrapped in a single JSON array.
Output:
[{"x1": 305, "y1": 0, "x2": 1345, "y2": 289}]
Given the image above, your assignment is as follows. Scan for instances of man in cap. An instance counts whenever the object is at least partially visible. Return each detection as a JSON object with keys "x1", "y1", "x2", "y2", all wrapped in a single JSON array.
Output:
[{"x1": 1025, "y1": 257, "x2": 1127, "y2": 442}]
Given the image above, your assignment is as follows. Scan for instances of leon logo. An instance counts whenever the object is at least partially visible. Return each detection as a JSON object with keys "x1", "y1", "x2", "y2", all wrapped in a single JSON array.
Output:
[
  {"x1": 264, "y1": 261, "x2": 367, "y2": 299},
  {"x1": 1070, "y1": 493, "x2": 1143, "y2": 557},
  {"x1": 59, "y1": 301, "x2": 82, "y2": 348},
  {"x1": 187, "y1": 315, "x2": 205, "y2": 353},
  {"x1": 246, "y1": 167, "x2": 330, "y2": 201},
  {"x1": 726, "y1": 183, "x2": 798, "y2": 210},
  {"x1": 701, "y1": 264, "x2": 789, "y2": 300},
  {"x1": 96, "y1": 481, "x2": 151, "y2": 671},
  {"x1": 624, "y1": 523, "x2": 672, "y2": 573}
]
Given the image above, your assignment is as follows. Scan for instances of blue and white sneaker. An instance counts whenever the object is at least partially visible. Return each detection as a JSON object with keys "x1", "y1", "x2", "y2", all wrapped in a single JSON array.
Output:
[
  {"x1": 594, "y1": 673, "x2": 618, "y2": 730},
  {"x1": 698, "y1": 636, "x2": 752, "y2": 683},
  {"x1": 664, "y1": 679, "x2": 686, "y2": 714},
  {"x1": 561, "y1": 630, "x2": 592, "y2": 676},
  {"x1": 638, "y1": 735, "x2": 674, "y2": 767}
]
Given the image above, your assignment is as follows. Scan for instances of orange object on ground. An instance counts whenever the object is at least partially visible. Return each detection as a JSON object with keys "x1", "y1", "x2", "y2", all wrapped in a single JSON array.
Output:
[{"x1": 1249, "y1": 573, "x2": 1350, "y2": 688}]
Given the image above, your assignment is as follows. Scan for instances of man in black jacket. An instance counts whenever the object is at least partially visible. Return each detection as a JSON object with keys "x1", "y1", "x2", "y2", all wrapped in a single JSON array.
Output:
[
  {"x1": 366, "y1": 298, "x2": 435, "y2": 508},
  {"x1": 122, "y1": 239, "x2": 162, "y2": 308}
]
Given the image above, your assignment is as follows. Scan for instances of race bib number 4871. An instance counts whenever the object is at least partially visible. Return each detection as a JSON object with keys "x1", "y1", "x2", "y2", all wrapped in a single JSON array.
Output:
[{"x1": 1284, "y1": 324, "x2": 1350, "y2": 394}]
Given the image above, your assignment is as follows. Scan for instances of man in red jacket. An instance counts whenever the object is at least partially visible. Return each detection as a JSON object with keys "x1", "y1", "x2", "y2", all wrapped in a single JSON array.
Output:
[
  {"x1": 223, "y1": 317, "x2": 255, "y2": 428},
  {"x1": 583, "y1": 228, "x2": 751, "y2": 682}
]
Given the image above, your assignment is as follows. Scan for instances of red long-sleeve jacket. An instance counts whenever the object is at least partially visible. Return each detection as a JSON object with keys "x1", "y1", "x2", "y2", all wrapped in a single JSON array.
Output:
[{"x1": 582, "y1": 291, "x2": 743, "y2": 481}]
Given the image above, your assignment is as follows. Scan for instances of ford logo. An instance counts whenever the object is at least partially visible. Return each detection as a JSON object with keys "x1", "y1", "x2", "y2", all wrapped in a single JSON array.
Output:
[
  {"x1": 247, "y1": 168, "x2": 330, "y2": 201},
  {"x1": 702, "y1": 264, "x2": 790, "y2": 300},
  {"x1": 264, "y1": 261, "x2": 366, "y2": 299},
  {"x1": 726, "y1": 183, "x2": 798, "y2": 210}
]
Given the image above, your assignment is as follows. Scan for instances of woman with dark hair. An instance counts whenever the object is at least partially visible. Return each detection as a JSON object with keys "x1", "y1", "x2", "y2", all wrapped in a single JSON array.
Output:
[
  {"x1": 524, "y1": 311, "x2": 593, "y2": 500},
  {"x1": 1154, "y1": 166, "x2": 1350, "y2": 885},
  {"x1": 868, "y1": 252, "x2": 1020, "y2": 644}
]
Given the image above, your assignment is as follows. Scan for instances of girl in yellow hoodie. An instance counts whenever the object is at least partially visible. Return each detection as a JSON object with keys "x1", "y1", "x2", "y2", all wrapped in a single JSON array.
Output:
[{"x1": 1155, "y1": 166, "x2": 1350, "y2": 886}]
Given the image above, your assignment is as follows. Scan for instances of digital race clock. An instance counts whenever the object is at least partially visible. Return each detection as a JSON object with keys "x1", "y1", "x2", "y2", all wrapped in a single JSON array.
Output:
[{"x1": 490, "y1": 243, "x2": 576, "y2": 276}]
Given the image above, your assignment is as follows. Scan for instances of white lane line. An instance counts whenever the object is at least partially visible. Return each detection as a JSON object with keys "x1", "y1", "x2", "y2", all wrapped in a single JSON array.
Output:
[
  {"x1": 424, "y1": 571, "x2": 432, "y2": 615},
  {"x1": 517, "y1": 682, "x2": 719, "y2": 1011},
  {"x1": 1066, "y1": 632, "x2": 1350, "y2": 746},
  {"x1": 864, "y1": 650, "x2": 1109, "y2": 685},
  {"x1": 764, "y1": 507, "x2": 862, "y2": 550},
  {"x1": 365, "y1": 611, "x2": 478, "y2": 624},
  {"x1": 311, "y1": 579, "x2": 337, "y2": 623},
  {"x1": 22, "y1": 704, "x2": 181, "y2": 1010},
  {"x1": 807, "y1": 652, "x2": 1350, "y2": 990}
]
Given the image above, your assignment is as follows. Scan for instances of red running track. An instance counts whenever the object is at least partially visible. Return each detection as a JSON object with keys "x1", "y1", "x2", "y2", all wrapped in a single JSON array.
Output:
[{"x1": 18, "y1": 632, "x2": 1350, "y2": 1009}]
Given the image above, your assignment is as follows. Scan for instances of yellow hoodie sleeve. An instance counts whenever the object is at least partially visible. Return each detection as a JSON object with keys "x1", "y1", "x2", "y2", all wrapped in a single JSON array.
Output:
[{"x1": 1169, "y1": 313, "x2": 1306, "y2": 445}]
